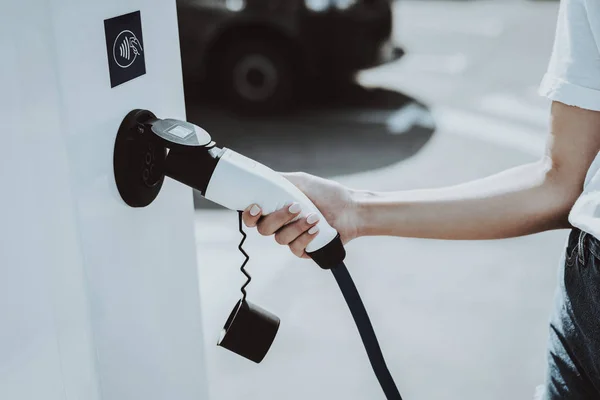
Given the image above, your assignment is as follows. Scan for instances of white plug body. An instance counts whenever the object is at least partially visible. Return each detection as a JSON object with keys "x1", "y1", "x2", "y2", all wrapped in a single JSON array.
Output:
[{"x1": 204, "y1": 149, "x2": 338, "y2": 253}]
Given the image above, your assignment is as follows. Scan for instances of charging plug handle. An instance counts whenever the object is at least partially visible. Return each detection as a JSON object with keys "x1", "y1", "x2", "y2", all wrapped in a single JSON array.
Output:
[
  {"x1": 113, "y1": 109, "x2": 224, "y2": 207},
  {"x1": 143, "y1": 115, "x2": 223, "y2": 195}
]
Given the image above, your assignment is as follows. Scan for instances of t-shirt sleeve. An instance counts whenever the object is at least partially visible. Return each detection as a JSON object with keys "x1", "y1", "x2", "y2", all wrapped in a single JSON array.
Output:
[{"x1": 539, "y1": 0, "x2": 600, "y2": 111}]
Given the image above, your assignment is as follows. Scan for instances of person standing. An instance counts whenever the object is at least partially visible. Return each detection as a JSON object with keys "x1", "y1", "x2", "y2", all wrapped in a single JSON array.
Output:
[{"x1": 242, "y1": 1, "x2": 600, "y2": 398}]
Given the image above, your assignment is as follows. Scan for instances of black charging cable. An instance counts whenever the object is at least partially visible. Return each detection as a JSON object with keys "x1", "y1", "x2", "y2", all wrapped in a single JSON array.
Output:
[
  {"x1": 238, "y1": 213, "x2": 402, "y2": 398},
  {"x1": 331, "y1": 263, "x2": 403, "y2": 400}
]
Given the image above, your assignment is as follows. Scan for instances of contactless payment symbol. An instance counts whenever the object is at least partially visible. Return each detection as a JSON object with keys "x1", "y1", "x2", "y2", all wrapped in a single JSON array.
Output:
[
  {"x1": 104, "y1": 11, "x2": 146, "y2": 87},
  {"x1": 113, "y1": 30, "x2": 144, "y2": 69}
]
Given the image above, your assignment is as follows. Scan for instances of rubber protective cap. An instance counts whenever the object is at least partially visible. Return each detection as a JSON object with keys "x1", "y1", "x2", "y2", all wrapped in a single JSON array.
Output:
[{"x1": 217, "y1": 300, "x2": 280, "y2": 364}]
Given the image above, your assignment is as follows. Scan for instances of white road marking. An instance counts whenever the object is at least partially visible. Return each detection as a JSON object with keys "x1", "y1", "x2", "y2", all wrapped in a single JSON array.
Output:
[
  {"x1": 386, "y1": 103, "x2": 436, "y2": 134},
  {"x1": 434, "y1": 107, "x2": 546, "y2": 157},
  {"x1": 395, "y1": 53, "x2": 469, "y2": 75},
  {"x1": 301, "y1": 102, "x2": 435, "y2": 134},
  {"x1": 408, "y1": 19, "x2": 504, "y2": 38},
  {"x1": 478, "y1": 92, "x2": 550, "y2": 128},
  {"x1": 302, "y1": 100, "x2": 545, "y2": 158}
]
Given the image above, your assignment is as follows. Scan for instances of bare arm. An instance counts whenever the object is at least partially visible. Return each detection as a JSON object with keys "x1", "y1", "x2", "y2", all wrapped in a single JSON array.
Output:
[
  {"x1": 241, "y1": 102, "x2": 600, "y2": 257},
  {"x1": 355, "y1": 102, "x2": 600, "y2": 240}
]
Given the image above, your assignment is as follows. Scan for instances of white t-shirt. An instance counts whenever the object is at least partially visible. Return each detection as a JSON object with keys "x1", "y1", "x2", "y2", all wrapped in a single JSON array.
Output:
[{"x1": 539, "y1": 0, "x2": 600, "y2": 237}]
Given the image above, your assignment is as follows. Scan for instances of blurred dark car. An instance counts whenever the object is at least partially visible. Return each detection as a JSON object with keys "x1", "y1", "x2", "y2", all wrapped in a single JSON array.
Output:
[{"x1": 177, "y1": 0, "x2": 403, "y2": 112}]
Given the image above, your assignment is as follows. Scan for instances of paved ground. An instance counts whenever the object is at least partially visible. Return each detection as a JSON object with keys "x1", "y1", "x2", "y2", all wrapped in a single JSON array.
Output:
[{"x1": 187, "y1": 1, "x2": 569, "y2": 399}]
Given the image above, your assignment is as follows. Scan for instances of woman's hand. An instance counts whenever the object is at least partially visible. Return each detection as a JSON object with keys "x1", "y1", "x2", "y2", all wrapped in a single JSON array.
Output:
[{"x1": 241, "y1": 172, "x2": 359, "y2": 258}]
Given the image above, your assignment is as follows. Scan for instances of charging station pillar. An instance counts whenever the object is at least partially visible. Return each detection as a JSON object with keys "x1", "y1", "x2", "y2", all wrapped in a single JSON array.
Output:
[{"x1": 0, "y1": 1, "x2": 209, "y2": 399}]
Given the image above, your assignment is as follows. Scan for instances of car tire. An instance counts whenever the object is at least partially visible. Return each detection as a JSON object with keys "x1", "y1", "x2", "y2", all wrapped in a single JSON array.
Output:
[{"x1": 218, "y1": 39, "x2": 296, "y2": 114}]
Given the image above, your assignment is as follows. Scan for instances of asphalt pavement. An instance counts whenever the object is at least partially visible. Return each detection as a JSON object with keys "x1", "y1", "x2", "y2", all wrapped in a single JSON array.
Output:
[{"x1": 188, "y1": 1, "x2": 568, "y2": 399}]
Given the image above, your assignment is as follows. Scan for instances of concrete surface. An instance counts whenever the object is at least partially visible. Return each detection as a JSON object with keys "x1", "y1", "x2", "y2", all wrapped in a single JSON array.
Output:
[{"x1": 188, "y1": 1, "x2": 567, "y2": 399}]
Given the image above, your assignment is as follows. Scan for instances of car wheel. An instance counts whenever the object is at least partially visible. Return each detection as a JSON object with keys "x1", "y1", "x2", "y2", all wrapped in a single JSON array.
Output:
[{"x1": 219, "y1": 39, "x2": 296, "y2": 113}]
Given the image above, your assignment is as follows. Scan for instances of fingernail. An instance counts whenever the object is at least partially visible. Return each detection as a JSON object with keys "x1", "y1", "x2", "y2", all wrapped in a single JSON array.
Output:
[
  {"x1": 288, "y1": 202, "x2": 301, "y2": 214},
  {"x1": 308, "y1": 226, "x2": 319, "y2": 235},
  {"x1": 250, "y1": 205, "x2": 261, "y2": 216},
  {"x1": 306, "y1": 213, "x2": 319, "y2": 225}
]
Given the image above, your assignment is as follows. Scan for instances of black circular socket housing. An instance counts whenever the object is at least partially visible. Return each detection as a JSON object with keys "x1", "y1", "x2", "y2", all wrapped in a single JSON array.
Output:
[{"x1": 114, "y1": 109, "x2": 167, "y2": 207}]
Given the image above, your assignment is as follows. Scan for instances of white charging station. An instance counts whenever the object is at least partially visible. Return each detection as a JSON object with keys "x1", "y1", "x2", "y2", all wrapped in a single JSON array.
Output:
[{"x1": 0, "y1": 1, "x2": 209, "y2": 399}]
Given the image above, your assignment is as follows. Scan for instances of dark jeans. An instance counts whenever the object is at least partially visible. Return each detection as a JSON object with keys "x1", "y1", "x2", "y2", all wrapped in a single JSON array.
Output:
[{"x1": 542, "y1": 229, "x2": 600, "y2": 399}]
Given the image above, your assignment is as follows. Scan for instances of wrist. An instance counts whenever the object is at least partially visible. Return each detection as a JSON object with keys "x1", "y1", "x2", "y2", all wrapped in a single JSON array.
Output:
[{"x1": 349, "y1": 189, "x2": 382, "y2": 238}]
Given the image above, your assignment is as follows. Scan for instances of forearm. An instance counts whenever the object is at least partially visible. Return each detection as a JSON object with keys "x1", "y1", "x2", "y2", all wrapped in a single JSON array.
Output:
[{"x1": 354, "y1": 160, "x2": 576, "y2": 240}]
